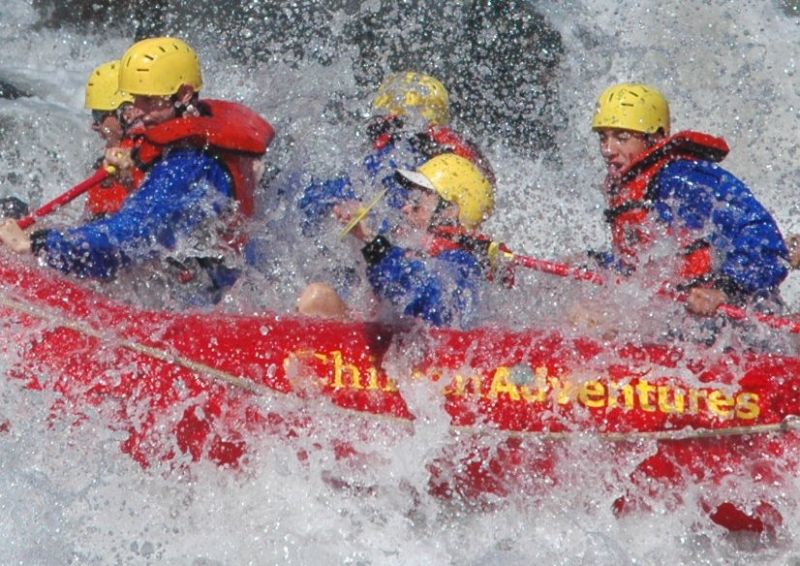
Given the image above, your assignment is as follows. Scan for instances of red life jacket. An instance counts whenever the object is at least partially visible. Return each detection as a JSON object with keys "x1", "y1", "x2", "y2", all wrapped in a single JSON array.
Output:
[
  {"x1": 85, "y1": 174, "x2": 130, "y2": 217},
  {"x1": 427, "y1": 125, "x2": 496, "y2": 185},
  {"x1": 131, "y1": 99, "x2": 275, "y2": 218},
  {"x1": 604, "y1": 130, "x2": 729, "y2": 284},
  {"x1": 85, "y1": 137, "x2": 148, "y2": 217}
]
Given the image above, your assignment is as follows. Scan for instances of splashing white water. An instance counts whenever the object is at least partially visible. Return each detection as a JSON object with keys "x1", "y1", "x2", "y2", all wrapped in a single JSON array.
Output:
[{"x1": 2, "y1": 1, "x2": 800, "y2": 564}]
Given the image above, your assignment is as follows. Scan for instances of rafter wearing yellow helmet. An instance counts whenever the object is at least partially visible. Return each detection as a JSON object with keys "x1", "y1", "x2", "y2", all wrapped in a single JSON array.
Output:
[
  {"x1": 591, "y1": 83, "x2": 670, "y2": 135},
  {"x1": 372, "y1": 72, "x2": 450, "y2": 125},
  {"x1": 586, "y1": 82, "x2": 788, "y2": 319}
]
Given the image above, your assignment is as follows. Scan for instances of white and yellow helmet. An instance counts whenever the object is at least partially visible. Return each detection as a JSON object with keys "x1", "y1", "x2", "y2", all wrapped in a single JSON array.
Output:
[{"x1": 398, "y1": 153, "x2": 494, "y2": 229}]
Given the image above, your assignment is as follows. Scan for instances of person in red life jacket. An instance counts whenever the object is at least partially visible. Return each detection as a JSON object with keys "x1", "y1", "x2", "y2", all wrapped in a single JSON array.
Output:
[
  {"x1": 83, "y1": 59, "x2": 137, "y2": 218},
  {"x1": 0, "y1": 37, "x2": 274, "y2": 305},
  {"x1": 298, "y1": 72, "x2": 494, "y2": 233},
  {"x1": 298, "y1": 153, "x2": 494, "y2": 328},
  {"x1": 587, "y1": 83, "x2": 788, "y2": 317}
]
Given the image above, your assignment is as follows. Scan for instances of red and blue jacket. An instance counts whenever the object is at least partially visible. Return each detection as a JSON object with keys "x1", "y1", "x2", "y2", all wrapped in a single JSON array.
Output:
[
  {"x1": 31, "y1": 100, "x2": 274, "y2": 294},
  {"x1": 595, "y1": 131, "x2": 788, "y2": 301}
]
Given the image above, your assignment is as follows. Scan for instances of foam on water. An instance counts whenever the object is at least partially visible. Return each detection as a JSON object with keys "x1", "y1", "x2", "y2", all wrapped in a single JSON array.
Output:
[{"x1": 2, "y1": 1, "x2": 800, "y2": 564}]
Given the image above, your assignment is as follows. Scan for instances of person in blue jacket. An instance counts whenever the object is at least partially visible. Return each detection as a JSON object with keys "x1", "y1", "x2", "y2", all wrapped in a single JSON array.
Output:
[
  {"x1": 588, "y1": 82, "x2": 788, "y2": 317},
  {"x1": 0, "y1": 38, "x2": 272, "y2": 305},
  {"x1": 298, "y1": 71, "x2": 494, "y2": 235},
  {"x1": 298, "y1": 153, "x2": 495, "y2": 328}
]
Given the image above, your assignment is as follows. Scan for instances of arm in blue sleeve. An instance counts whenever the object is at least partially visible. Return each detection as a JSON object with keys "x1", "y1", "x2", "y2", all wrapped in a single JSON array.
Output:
[
  {"x1": 33, "y1": 148, "x2": 234, "y2": 280},
  {"x1": 655, "y1": 161, "x2": 788, "y2": 293},
  {"x1": 298, "y1": 176, "x2": 356, "y2": 230},
  {"x1": 712, "y1": 205, "x2": 789, "y2": 293},
  {"x1": 361, "y1": 235, "x2": 482, "y2": 328}
]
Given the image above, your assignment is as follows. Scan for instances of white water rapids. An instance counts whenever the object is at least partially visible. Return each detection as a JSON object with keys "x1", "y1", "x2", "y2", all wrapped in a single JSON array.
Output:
[{"x1": 2, "y1": 1, "x2": 800, "y2": 564}]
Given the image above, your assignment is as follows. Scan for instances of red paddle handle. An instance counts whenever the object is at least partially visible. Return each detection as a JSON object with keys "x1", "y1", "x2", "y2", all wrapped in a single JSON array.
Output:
[{"x1": 17, "y1": 167, "x2": 112, "y2": 230}]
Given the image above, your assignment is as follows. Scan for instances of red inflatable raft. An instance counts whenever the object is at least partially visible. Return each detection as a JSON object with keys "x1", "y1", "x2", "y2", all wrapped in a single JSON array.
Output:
[{"x1": 0, "y1": 249, "x2": 797, "y2": 534}]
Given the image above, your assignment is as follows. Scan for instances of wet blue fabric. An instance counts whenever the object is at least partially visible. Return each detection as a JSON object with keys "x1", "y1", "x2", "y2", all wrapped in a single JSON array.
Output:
[
  {"x1": 592, "y1": 159, "x2": 788, "y2": 297},
  {"x1": 652, "y1": 159, "x2": 788, "y2": 294},
  {"x1": 365, "y1": 244, "x2": 483, "y2": 328},
  {"x1": 36, "y1": 148, "x2": 234, "y2": 281},
  {"x1": 297, "y1": 140, "x2": 427, "y2": 234}
]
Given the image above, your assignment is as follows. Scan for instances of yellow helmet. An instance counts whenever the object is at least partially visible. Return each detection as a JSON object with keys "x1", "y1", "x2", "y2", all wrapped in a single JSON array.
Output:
[
  {"x1": 85, "y1": 60, "x2": 133, "y2": 111},
  {"x1": 119, "y1": 37, "x2": 203, "y2": 97},
  {"x1": 373, "y1": 72, "x2": 450, "y2": 125},
  {"x1": 399, "y1": 153, "x2": 494, "y2": 229},
  {"x1": 591, "y1": 83, "x2": 670, "y2": 134}
]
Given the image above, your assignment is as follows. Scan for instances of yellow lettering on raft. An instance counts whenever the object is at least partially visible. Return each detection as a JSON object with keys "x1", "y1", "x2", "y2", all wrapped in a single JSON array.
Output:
[
  {"x1": 489, "y1": 367, "x2": 521, "y2": 401},
  {"x1": 735, "y1": 392, "x2": 760, "y2": 420},
  {"x1": 657, "y1": 384, "x2": 685, "y2": 414},
  {"x1": 549, "y1": 376, "x2": 580, "y2": 404},
  {"x1": 707, "y1": 390, "x2": 735, "y2": 418},
  {"x1": 636, "y1": 380, "x2": 657, "y2": 412},
  {"x1": 578, "y1": 381, "x2": 606, "y2": 408},
  {"x1": 443, "y1": 373, "x2": 483, "y2": 397},
  {"x1": 688, "y1": 388, "x2": 708, "y2": 415},
  {"x1": 285, "y1": 348, "x2": 764, "y2": 423},
  {"x1": 332, "y1": 350, "x2": 362, "y2": 390}
]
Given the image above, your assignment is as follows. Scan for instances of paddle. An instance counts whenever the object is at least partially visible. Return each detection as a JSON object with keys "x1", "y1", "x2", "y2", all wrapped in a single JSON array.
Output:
[
  {"x1": 16, "y1": 166, "x2": 114, "y2": 230},
  {"x1": 495, "y1": 246, "x2": 800, "y2": 335},
  {"x1": 334, "y1": 188, "x2": 800, "y2": 335},
  {"x1": 339, "y1": 187, "x2": 389, "y2": 239}
]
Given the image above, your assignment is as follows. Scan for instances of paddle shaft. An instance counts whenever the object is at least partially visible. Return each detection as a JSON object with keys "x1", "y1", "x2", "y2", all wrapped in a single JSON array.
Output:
[
  {"x1": 339, "y1": 187, "x2": 389, "y2": 239},
  {"x1": 17, "y1": 167, "x2": 111, "y2": 230},
  {"x1": 509, "y1": 253, "x2": 606, "y2": 285},
  {"x1": 505, "y1": 248, "x2": 800, "y2": 335}
]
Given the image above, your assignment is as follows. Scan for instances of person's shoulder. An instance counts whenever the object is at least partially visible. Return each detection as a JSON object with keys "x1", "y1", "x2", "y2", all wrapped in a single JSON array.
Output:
[
  {"x1": 163, "y1": 146, "x2": 220, "y2": 165},
  {"x1": 150, "y1": 146, "x2": 229, "y2": 180},
  {"x1": 660, "y1": 158, "x2": 737, "y2": 186},
  {"x1": 662, "y1": 157, "x2": 724, "y2": 174}
]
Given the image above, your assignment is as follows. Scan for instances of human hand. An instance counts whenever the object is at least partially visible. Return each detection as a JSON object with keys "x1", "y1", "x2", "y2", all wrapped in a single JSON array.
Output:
[
  {"x1": 297, "y1": 282, "x2": 349, "y2": 319},
  {"x1": 335, "y1": 200, "x2": 374, "y2": 241},
  {"x1": 685, "y1": 287, "x2": 727, "y2": 316},
  {"x1": 0, "y1": 219, "x2": 31, "y2": 253},
  {"x1": 103, "y1": 146, "x2": 134, "y2": 177},
  {"x1": 788, "y1": 235, "x2": 800, "y2": 269}
]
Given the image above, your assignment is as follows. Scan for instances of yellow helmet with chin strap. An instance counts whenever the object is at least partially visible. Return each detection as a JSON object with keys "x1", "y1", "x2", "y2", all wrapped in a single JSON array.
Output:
[
  {"x1": 119, "y1": 37, "x2": 203, "y2": 97},
  {"x1": 373, "y1": 72, "x2": 450, "y2": 125},
  {"x1": 85, "y1": 60, "x2": 133, "y2": 111},
  {"x1": 399, "y1": 153, "x2": 494, "y2": 229},
  {"x1": 591, "y1": 83, "x2": 670, "y2": 135}
]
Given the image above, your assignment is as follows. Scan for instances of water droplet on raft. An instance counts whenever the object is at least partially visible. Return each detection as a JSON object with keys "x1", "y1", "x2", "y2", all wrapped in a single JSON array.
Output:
[{"x1": 510, "y1": 364, "x2": 533, "y2": 386}]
